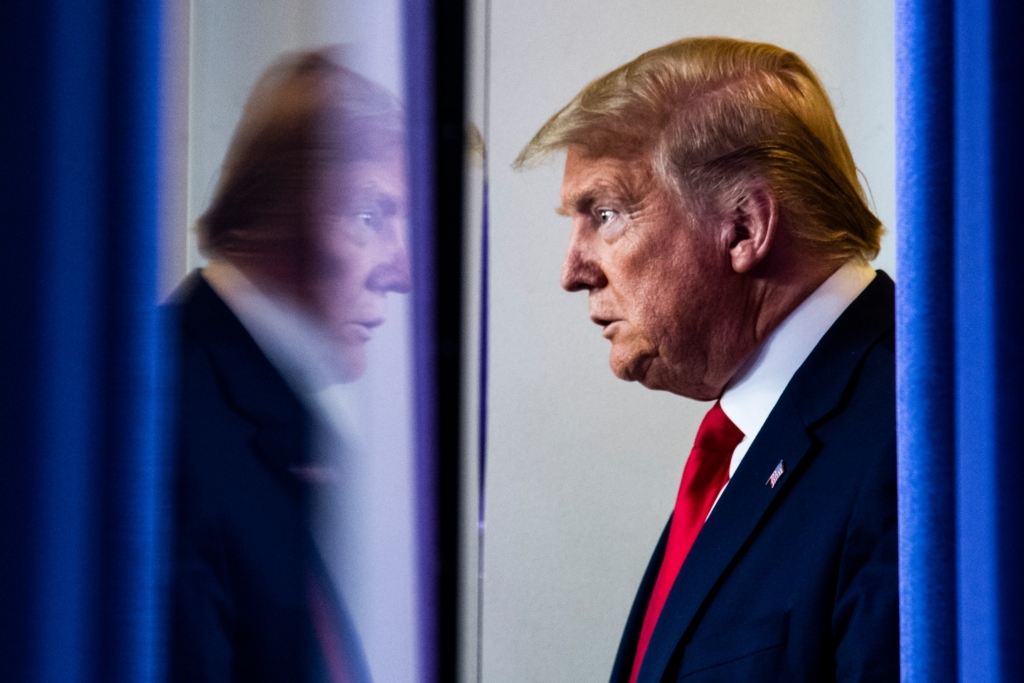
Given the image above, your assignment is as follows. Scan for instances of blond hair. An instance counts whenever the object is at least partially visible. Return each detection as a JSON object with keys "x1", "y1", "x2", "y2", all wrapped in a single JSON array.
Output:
[{"x1": 516, "y1": 37, "x2": 882, "y2": 260}]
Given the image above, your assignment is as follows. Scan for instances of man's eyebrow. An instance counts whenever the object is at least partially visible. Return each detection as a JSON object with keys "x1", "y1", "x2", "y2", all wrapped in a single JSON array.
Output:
[
  {"x1": 557, "y1": 182, "x2": 625, "y2": 216},
  {"x1": 556, "y1": 190, "x2": 596, "y2": 216}
]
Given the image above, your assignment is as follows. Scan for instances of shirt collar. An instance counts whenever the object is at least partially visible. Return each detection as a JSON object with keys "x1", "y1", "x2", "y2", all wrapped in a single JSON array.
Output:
[
  {"x1": 202, "y1": 259, "x2": 347, "y2": 396},
  {"x1": 719, "y1": 259, "x2": 877, "y2": 454}
]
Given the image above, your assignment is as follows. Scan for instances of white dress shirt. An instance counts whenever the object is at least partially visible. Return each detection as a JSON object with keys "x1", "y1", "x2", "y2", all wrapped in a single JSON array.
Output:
[{"x1": 716, "y1": 258, "x2": 877, "y2": 493}]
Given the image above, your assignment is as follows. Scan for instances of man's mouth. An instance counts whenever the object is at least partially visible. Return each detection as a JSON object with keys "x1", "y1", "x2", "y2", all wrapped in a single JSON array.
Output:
[
  {"x1": 340, "y1": 319, "x2": 384, "y2": 342},
  {"x1": 590, "y1": 315, "x2": 620, "y2": 338}
]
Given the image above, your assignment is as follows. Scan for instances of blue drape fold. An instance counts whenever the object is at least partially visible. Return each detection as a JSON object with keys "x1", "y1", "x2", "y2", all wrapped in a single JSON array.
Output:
[
  {"x1": 895, "y1": 1, "x2": 958, "y2": 681},
  {"x1": 0, "y1": 1, "x2": 166, "y2": 681},
  {"x1": 898, "y1": 1, "x2": 1024, "y2": 681}
]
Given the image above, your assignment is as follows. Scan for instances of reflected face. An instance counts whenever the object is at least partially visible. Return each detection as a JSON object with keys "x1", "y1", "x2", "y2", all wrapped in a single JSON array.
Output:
[
  {"x1": 558, "y1": 147, "x2": 729, "y2": 399},
  {"x1": 311, "y1": 150, "x2": 412, "y2": 381}
]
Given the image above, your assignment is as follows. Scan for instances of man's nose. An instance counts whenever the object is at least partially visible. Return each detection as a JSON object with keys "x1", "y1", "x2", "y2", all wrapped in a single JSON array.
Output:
[
  {"x1": 560, "y1": 225, "x2": 606, "y2": 292},
  {"x1": 368, "y1": 239, "x2": 412, "y2": 294}
]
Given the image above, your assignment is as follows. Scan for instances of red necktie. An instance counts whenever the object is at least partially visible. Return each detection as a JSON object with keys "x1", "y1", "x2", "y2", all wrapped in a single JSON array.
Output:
[
  {"x1": 308, "y1": 571, "x2": 362, "y2": 683},
  {"x1": 629, "y1": 401, "x2": 744, "y2": 683}
]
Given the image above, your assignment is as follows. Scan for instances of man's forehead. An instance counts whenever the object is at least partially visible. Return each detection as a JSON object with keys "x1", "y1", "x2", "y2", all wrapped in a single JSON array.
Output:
[{"x1": 559, "y1": 147, "x2": 656, "y2": 212}]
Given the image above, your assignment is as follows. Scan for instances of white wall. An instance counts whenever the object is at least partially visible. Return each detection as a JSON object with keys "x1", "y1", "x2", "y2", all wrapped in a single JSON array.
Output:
[{"x1": 476, "y1": 2, "x2": 895, "y2": 682}]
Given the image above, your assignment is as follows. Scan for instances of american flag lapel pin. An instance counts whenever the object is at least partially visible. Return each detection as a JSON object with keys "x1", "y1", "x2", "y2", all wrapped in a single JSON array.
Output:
[{"x1": 766, "y1": 460, "x2": 785, "y2": 488}]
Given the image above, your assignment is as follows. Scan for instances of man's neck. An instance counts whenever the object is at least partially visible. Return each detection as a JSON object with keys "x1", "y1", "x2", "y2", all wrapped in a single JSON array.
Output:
[
  {"x1": 748, "y1": 252, "x2": 849, "y2": 348},
  {"x1": 718, "y1": 258, "x2": 877, "y2": 473},
  {"x1": 203, "y1": 258, "x2": 348, "y2": 394}
]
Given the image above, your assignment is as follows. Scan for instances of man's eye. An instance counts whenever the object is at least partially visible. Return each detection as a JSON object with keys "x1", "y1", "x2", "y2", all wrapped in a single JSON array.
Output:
[
  {"x1": 596, "y1": 208, "x2": 616, "y2": 225},
  {"x1": 356, "y1": 211, "x2": 380, "y2": 229}
]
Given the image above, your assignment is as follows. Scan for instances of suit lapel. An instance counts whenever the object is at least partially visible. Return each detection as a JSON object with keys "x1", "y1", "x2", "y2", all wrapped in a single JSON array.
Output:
[
  {"x1": 635, "y1": 272, "x2": 895, "y2": 683},
  {"x1": 610, "y1": 521, "x2": 670, "y2": 683}
]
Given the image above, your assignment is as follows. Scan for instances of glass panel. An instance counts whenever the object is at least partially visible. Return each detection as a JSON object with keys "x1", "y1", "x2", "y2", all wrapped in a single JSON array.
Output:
[{"x1": 167, "y1": 2, "x2": 423, "y2": 681}]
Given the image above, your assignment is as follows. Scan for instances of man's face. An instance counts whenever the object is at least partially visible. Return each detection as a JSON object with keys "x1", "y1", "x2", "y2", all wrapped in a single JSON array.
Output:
[
  {"x1": 558, "y1": 147, "x2": 733, "y2": 399},
  {"x1": 311, "y1": 149, "x2": 412, "y2": 381}
]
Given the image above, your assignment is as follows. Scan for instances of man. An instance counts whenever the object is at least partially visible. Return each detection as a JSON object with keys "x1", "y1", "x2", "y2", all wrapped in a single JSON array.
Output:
[
  {"x1": 516, "y1": 37, "x2": 897, "y2": 682},
  {"x1": 168, "y1": 49, "x2": 411, "y2": 682}
]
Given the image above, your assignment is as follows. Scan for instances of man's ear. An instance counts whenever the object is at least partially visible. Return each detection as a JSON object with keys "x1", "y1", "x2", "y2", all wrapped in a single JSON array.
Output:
[{"x1": 726, "y1": 183, "x2": 777, "y2": 274}]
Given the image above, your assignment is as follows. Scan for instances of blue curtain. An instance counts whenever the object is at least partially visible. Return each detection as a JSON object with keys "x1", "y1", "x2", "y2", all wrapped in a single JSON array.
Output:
[
  {"x1": 0, "y1": 0, "x2": 166, "y2": 681},
  {"x1": 897, "y1": 1, "x2": 1024, "y2": 681}
]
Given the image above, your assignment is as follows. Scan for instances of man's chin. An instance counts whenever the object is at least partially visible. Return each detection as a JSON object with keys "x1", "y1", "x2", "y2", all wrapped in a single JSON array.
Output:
[
  {"x1": 611, "y1": 354, "x2": 716, "y2": 399},
  {"x1": 609, "y1": 351, "x2": 654, "y2": 384},
  {"x1": 330, "y1": 345, "x2": 367, "y2": 383}
]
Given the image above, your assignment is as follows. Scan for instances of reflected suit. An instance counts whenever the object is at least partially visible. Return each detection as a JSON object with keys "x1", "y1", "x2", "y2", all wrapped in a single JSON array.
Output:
[{"x1": 167, "y1": 273, "x2": 370, "y2": 683}]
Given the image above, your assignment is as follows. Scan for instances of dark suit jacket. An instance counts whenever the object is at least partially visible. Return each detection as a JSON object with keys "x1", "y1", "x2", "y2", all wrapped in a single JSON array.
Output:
[
  {"x1": 167, "y1": 273, "x2": 369, "y2": 683},
  {"x1": 611, "y1": 272, "x2": 898, "y2": 683}
]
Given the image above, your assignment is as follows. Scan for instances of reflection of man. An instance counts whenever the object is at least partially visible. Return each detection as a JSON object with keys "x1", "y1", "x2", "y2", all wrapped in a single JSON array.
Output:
[
  {"x1": 168, "y1": 49, "x2": 410, "y2": 682},
  {"x1": 517, "y1": 38, "x2": 897, "y2": 682}
]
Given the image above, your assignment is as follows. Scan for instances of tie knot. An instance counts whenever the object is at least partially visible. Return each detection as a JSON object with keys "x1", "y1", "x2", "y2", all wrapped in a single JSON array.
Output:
[{"x1": 693, "y1": 401, "x2": 744, "y2": 453}]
